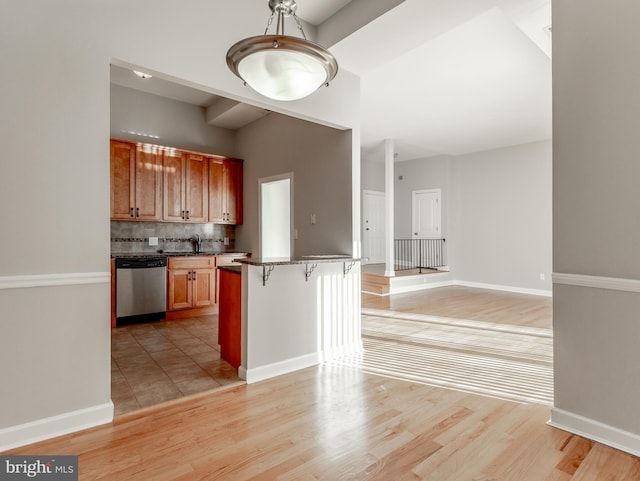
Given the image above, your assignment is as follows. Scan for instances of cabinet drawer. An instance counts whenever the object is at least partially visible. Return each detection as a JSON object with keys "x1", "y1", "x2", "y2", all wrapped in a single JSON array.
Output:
[{"x1": 168, "y1": 256, "x2": 215, "y2": 270}]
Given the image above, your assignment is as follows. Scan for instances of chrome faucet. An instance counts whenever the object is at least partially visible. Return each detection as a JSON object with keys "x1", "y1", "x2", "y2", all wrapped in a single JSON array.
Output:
[{"x1": 192, "y1": 234, "x2": 202, "y2": 253}]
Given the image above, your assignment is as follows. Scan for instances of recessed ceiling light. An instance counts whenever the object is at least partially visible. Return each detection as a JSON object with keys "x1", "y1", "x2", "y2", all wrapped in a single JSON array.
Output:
[
  {"x1": 122, "y1": 130, "x2": 160, "y2": 139},
  {"x1": 133, "y1": 70, "x2": 153, "y2": 79}
]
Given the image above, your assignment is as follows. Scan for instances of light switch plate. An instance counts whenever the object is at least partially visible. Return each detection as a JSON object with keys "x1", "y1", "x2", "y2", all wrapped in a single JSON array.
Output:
[
  {"x1": 149, "y1": 237, "x2": 159, "y2": 246},
  {"x1": 223, "y1": 237, "x2": 229, "y2": 246}
]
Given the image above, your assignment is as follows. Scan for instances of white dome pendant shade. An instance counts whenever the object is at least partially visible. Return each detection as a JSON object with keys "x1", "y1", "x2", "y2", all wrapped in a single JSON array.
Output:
[{"x1": 226, "y1": 0, "x2": 338, "y2": 102}]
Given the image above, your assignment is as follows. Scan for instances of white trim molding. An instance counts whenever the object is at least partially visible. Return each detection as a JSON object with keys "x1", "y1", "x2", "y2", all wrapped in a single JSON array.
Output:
[
  {"x1": 456, "y1": 280, "x2": 552, "y2": 298},
  {"x1": 553, "y1": 272, "x2": 640, "y2": 293},
  {"x1": 241, "y1": 353, "x2": 320, "y2": 384},
  {"x1": 549, "y1": 408, "x2": 640, "y2": 457},
  {"x1": 383, "y1": 276, "x2": 553, "y2": 297},
  {"x1": 0, "y1": 402, "x2": 114, "y2": 452},
  {"x1": 0, "y1": 272, "x2": 110, "y2": 290}
]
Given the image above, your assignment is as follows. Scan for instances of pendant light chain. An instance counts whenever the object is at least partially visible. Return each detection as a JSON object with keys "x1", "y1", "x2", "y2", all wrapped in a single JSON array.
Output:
[
  {"x1": 292, "y1": 13, "x2": 308, "y2": 40},
  {"x1": 262, "y1": 1, "x2": 307, "y2": 40},
  {"x1": 263, "y1": 11, "x2": 275, "y2": 35}
]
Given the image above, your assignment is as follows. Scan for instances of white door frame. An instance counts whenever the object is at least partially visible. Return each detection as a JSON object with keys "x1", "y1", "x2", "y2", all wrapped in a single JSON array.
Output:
[
  {"x1": 258, "y1": 172, "x2": 294, "y2": 259},
  {"x1": 412, "y1": 188, "x2": 442, "y2": 239},
  {"x1": 362, "y1": 189, "x2": 385, "y2": 264}
]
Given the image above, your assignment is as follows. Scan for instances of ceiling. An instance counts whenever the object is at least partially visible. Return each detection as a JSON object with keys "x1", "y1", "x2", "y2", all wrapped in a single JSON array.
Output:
[{"x1": 110, "y1": 0, "x2": 551, "y2": 163}]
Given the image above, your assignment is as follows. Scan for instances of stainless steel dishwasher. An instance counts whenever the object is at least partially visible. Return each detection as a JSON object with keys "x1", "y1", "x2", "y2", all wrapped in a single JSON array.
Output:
[{"x1": 115, "y1": 256, "x2": 167, "y2": 325}]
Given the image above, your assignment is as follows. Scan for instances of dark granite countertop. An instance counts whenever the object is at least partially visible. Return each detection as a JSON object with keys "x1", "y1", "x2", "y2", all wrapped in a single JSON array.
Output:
[
  {"x1": 234, "y1": 255, "x2": 361, "y2": 266},
  {"x1": 111, "y1": 251, "x2": 250, "y2": 259}
]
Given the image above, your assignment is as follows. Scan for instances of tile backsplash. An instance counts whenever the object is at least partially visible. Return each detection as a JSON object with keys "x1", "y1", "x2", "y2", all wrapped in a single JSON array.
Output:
[{"x1": 111, "y1": 221, "x2": 237, "y2": 254}]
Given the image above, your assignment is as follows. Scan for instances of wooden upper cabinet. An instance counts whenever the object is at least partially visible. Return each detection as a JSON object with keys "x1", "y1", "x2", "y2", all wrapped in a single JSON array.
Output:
[
  {"x1": 163, "y1": 151, "x2": 208, "y2": 222},
  {"x1": 208, "y1": 159, "x2": 225, "y2": 223},
  {"x1": 110, "y1": 139, "x2": 162, "y2": 221},
  {"x1": 135, "y1": 144, "x2": 163, "y2": 220},
  {"x1": 111, "y1": 138, "x2": 238, "y2": 224},
  {"x1": 163, "y1": 149, "x2": 185, "y2": 222},
  {"x1": 110, "y1": 140, "x2": 135, "y2": 220},
  {"x1": 185, "y1": 153, "x2": 208, "y2": 223},
  {"x1": 225, "y1": 159, "x2": 243, "y2": 224},
  {"x1": 209, "y1": 157, "x2": 243, "y2": 224}
]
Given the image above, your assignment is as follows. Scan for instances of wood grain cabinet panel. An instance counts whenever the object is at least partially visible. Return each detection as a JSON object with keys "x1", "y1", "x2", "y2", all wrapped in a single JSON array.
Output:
[
  {"x1": 209, "y1": 157, "x2": 243, "y2": 225},
  {"x1": 193, "y1": 267, "x2": 215, "y2": 307},
  {"x1": 218, "y1": 268, "x2": 241, "y2": 369},
  {"x1": 185, "y1": 153, "x2": 208, "y2": 223},
  {"x1": 110, "y1": 139, "x2": 162, "y2": 220},
  {"x1": 167, "y1": 257, "x2": 216, "y2": 312},
  {"x1": 162, "y1": 149, "x2": 185, "y2": 222},
  {"x1": 168, "y1": 269, "x2": 192, "y2": 311},
  {"x1": 163, "y1": 151, "x2": 208, "y2": 223}
]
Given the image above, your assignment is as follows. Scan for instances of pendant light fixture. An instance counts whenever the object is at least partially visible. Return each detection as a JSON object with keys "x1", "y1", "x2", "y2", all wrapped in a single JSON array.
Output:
[{"x1": 226, "y1": 0, "x2": 338, "y2": 102}]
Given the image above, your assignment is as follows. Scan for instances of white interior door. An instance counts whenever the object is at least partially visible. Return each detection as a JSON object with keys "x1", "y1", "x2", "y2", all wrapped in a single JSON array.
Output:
[
  {"x1": 362, "y1": 190, "x2": 385, "y2": 264},
  {"x1": 412, "y1": 189, "x2": 441, "y2": 239}
]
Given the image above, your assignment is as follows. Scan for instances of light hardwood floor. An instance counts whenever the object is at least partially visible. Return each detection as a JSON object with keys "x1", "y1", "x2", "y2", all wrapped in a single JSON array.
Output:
[
  {"x1": 5, "y1": 287, "x2": 640, "y2": 480},
  {"x1": 6, "y1": 365, "x2": 640, "y2": 480},
  {"x1": 362, "y1": 285, "x2": 552, "y2": 329},
  {"x1": 352, "y1": 285, "x2": 554, "y2": 405}
]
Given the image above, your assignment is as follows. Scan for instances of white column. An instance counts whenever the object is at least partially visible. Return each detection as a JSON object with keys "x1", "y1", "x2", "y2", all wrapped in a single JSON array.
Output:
[{"x1": 384, "y1": 139, "x2": 395, "y2": 277}]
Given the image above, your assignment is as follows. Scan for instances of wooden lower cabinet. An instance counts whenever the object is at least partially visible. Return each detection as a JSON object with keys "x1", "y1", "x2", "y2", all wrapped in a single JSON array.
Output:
[
  {"x1": 214, "y1": 254, "x2": 246, "y2": 303},
  {"x1": 218, "y1": 268, "x2": 242, "y2": 369},
  {"x1": 167, "y1": 256, "x2": 216, "y2": 319}
]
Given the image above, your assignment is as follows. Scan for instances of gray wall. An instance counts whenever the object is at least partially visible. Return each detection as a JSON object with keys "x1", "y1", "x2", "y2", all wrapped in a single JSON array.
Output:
[
  {"x1": 452, "y1": 141, "x2": 552, "y2": 290},
  {"x1": 395, "y1": 155, "x2": 452, "y2": 239},
  {"x1": 236, "y1": 113, "x2": 352, "y2": 257},
  {"x1": 0, "y1": 0, "x2": 359, "y2": 445},
  {"x1": 110, "y1": 84, "x2": 236, "y2": 157},
  {"x1": 552, "y1": 0, "x2": 640, "y2": 444},
  {"x1": 388, "y1": 140, "x2": 552, "y2": 291},
  {"x1": 361, "y1": 157, "x2": 385, "y2": 192}
]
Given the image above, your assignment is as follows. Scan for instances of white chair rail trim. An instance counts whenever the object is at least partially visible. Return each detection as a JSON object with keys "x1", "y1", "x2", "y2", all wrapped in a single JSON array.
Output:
[
  {"x1": 553, "y1": 272, "x2": 640, "y2": 293},
  {"x1": 0, "y1": 272, "x2": 110, "y2": 290}
]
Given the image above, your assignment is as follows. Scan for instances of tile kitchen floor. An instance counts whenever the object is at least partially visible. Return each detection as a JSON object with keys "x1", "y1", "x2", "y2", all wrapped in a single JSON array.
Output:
[{"x1": 111, "y1": 315, "x2": 243, "y2": 416}]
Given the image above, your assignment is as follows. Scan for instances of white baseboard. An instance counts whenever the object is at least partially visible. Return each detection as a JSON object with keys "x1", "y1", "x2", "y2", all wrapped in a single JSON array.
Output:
[
  {"x1": 455, "y1": 280, "x2": 552, "y2": 297},
  {"x1": 390, "y1": 279, "x2": 456, "y2": 295},
  {"x1": 242, "y1": 353, "x2": 320, "y2": 384},
  {"x1": 384, "y1": 276, "x2": 552, "y2": 297},
  {"x1": 548, "y1": 408, "x2": 640, "y2": 457},
  {"x1": 0, "y1": 402, "x2": 114, "y2": 452}
]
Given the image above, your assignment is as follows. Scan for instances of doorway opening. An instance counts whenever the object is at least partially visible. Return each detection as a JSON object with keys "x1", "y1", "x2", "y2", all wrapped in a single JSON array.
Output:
[{"x1": 259, "y1": 173, "x2": 293, "y2": 258}]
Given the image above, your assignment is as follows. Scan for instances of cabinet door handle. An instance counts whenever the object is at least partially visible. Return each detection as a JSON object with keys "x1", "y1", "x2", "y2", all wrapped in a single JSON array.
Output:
[
  {"x1": 181, "y1": 210, "x2": 185, "y2": 219},
  {"x1": 130, "y1": 207, "x2": 134, "y2": 218},
  {"x1": 186, "y1": 210, "x2": 190, "y2": 220},
  {"x1": 187, "y1": 271, "x2": 191, "y2": 281},
  {"x1": 136, "y1": 207, "x2": 139, "y2": 218},
  {"x1": 192, "y1": 271, "x2": 196, "y2": 281}
]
